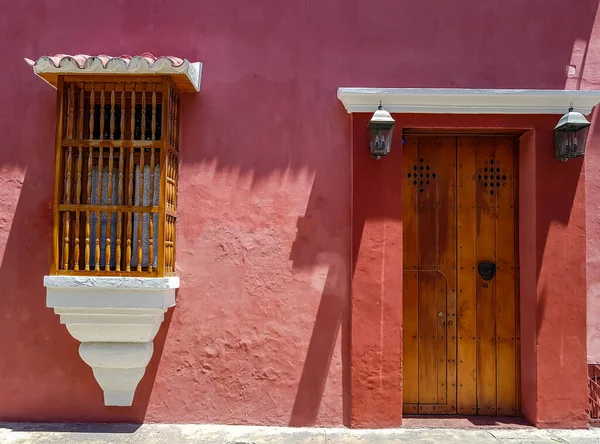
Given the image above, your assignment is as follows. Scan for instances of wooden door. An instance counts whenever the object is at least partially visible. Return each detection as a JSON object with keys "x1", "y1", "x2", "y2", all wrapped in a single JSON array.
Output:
[{"x1": 402, "y1": 135, "x2": 520, "y2": 416}]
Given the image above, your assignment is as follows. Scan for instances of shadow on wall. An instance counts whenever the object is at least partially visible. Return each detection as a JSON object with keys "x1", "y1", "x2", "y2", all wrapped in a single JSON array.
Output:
[
  {"x1": 527, "y1": 130, "x2": 588, "y2": 425},
  {"x1": 0, "y1": 0, "x2": 598, "y2": 425},
  {"x1": 288, "y1": 194, "x2": 350, "y2": 426},
  {"x1": 177, "y1": 76, "x2": 352, "y2": 426},
  {"x1": 532, "y1": 125, "x2": 587, "y2": 333}
]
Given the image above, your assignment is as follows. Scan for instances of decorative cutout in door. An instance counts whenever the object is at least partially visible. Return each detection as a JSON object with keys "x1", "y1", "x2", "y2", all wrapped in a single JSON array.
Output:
[
  {"x1": 476, "y1": 158, "x2": 510, "y2": 196},
  {"x1": 406, "y1": 157, "x2": 437, "y2": 193}
]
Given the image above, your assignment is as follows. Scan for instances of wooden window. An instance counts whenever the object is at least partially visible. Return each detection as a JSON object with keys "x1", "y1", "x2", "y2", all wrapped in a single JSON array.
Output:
[{"x1": 52, "y1": 76, "x2": 179, "y2": 276}]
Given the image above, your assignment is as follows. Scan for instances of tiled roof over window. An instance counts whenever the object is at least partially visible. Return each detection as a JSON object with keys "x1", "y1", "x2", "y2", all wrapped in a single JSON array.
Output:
[{"x1": 25, "y1": 53, "x2": 202, "y2": 92}]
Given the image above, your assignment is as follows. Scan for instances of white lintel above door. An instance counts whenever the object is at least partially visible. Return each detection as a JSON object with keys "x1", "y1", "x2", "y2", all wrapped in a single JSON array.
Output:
[{"x1": 337, "y1": 88, "x2": 600, "y2": 115}]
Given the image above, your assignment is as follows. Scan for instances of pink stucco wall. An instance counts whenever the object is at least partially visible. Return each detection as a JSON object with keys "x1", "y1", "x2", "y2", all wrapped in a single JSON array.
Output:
[
  {"x1": 582, "y1": 6, "x2": 600, "y2": 364},
  {"x1": 1, "y1": 0, "x2": 600, "y2": 426},
  {"x1": 586, "y1": 113, "x2": 600, "y2": 363}
]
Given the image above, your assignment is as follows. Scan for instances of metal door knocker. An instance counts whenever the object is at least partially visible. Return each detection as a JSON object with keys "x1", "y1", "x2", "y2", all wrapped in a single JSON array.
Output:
[{"x1": 478, "y1": 261, "x2": 496, "y2": 281}]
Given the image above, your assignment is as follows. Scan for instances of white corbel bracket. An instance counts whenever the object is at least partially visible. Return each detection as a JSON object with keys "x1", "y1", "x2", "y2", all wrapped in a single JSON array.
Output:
[{"x1": 44, "y1": 276, "x2": 179, "y2": 406}]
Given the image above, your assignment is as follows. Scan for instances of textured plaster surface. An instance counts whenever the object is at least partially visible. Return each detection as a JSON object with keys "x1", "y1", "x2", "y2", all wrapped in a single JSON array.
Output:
[
  {"x1": 0, "y1": 0, "x2": 599, "y2": 428},
  {"x1": 587, "y1": 109, "x2": 600, "y2": 363},
  {"x1": 350, "y1": 115, "x2": 403, "y2": 428},
  {"x1": 518, "y1": 130, "x2": 538, "y2": 425},
  {"x1": 530, "y1": 124, "x2": 588, "y2": 429}
]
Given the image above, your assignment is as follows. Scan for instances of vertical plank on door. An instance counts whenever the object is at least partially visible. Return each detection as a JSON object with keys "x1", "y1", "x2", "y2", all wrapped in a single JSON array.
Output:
[
  {"x1": 476, "y1": 138, "x2": 497, "y2": 415},
  {"x1": 495, "y1": 137, "x2": 517, "y2": 415},
  {"x1": 436, "y1": 136, "x2": 457, "y2": 413},
  {"x1": 403, "y1": 136, "x2": 420, "y2": 408},
  {"x1": 514, "y1": 146, "x2": 521, "y2": 415},
  {"x1": 431, "y1": 138, "x2": 447, "y2": 407},
  {"x1": 457, "y1": 137, "x2": 477, "y2": 415},
  {"x1": 418, "y1": 137, "x2": 439, "y2": 405}
]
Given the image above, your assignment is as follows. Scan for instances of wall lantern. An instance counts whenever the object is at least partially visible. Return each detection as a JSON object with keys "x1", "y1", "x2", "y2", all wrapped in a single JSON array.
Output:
[
  {"x1": 554, "y1": 105, "x2": 591, "y2": 162},
  {"x1": 368, "y1": 102, "x2": 395, "y2": 159}
]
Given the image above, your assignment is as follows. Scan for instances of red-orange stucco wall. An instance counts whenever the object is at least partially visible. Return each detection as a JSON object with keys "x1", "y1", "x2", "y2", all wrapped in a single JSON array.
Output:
[{"x1": 0, "y1": 0, "x2": 598, "y2": 427}]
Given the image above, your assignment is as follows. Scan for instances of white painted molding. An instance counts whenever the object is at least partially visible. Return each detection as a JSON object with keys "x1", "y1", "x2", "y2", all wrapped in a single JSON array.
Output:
[
  {"x1": 44, "y1": 276, "x2": 179, "y2": 406},
  {"x1": 337, "y1": 88, "x2": 600, "y2": 114}
]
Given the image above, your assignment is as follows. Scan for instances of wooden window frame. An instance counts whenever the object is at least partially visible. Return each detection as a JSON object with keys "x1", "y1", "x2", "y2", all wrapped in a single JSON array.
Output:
[{"x1": 51, "y1": 75, "x2": 180, "y2": 277}]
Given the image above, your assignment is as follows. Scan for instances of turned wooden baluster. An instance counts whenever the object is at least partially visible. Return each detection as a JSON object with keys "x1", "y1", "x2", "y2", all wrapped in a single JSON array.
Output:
[
  {"x1": 164, "y1": 216, "x2": 169, "y2": 273},
  {"x1": 171, "y1": 91, "x2": 179, "y2": 216},
  {"x1": 62, "y1": 161, "x2": 68, "y2": 269},
  {"x1": 137, "y1": 84, "x2": 146, "y2": 271},
  {"x1": 168, "y1": 218, "x2": 172, "y2": 273},
  {"x1": 171, "y1": 158, "x2": 178, "y2": 273},
  {"x1": 174, "y1": 92, "x2": 179, "y2": 150},
  {"x1": 85, "y1": 84, "x2": 94, "y2": 270},
  {"x1": 167, "y1": 89, "x2": 175, "y2": 209},
  {"x1": 74, "y1": 83, "x2": 84, "y2": 270},
  {"x1": 105, "y1": 85, "x2": 115, "y2": 270},
  {"x1": 141, "y1": 83, "x2": 147, "y2": 141},
  {"x1": 171, "y1": 87, "x2": 176, "y2": 148},
  {"x1": 173, "y1": 93, "x2": 179, "y2": 214},
  {"x1": 169, "y1": 216, "x2": 175, "y2": 272},
  {"x1": 95, "y1": 85, "x2": 105, "y2": 271},
  {"x1": 167, "y1": 86, "x2": 172, "y2": 148},
  {"x1": 171, "y1": 217, "x2": 174, "y2": 272},
  {"x1": 100, "y1": 85, "x2": 105, "y2": 141},
  {"x1": 62, "y1": 84, "x2": 75, "y2": 269},
  {"x1": 173, "y1": 153, "x2": 178, "y2": 211},
  {"x1": 165, "y1": 154, "x2": 170, "y2": 210},
  {"x1": 116, "y1": 86, "x2": 125, "y2": 271},
  {"x1": 126, "y1": 86, "x2": 135, "y2": 271},
  {"x1": 169, "y1": 153, "x2": 174, "y2": 210},
  {"x1": 148, "y1": 84, "x2": 156, "y2": 272},
  {"x1": 172, "y1": 87, "x2": 176, "y2": 148},
  {"x1": 165, "y1": 217, "x2": 169, "y2": 273},
  {"x1": 172, "y1": 153, "x2": 176, "y2": 209},
  {"x1": 172, "y1": 216, "x2": 177, "y2": 272}
]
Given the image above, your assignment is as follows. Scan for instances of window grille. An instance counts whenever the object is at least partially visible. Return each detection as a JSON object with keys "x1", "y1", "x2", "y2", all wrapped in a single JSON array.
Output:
[{"x1": 52, "y1": 77, "x2": 179, "y2": 276}]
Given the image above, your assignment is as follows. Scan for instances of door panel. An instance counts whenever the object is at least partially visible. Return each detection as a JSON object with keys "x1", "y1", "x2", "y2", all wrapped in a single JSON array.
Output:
[
  {"x1": 475, "y1": 138, "x2": 498, "y2": 415},
  {"x1": 494, "y1": 138, "x2": 518, "y2": 416},
  {"x1": 402, "y1": 135, "x2": 519, "y2": 416},
  {"x1": 456, "y1": 137, "x2": 478, "y2": 415},
  {"x1": 402, "y1": 136, "x2": 453, "y2": 414},
  {"x1": 402, "y1": 137, "x2": 419, "y2": 410},
  {"x1": 416, "y1": 138, "x2": 442, "y2": 406},
  {"x1": 436, "y1": 137, "x2": 457, "y2": 412},
  {"x1": 417, "y1": 271, "x2": 443, "y2": 404}
]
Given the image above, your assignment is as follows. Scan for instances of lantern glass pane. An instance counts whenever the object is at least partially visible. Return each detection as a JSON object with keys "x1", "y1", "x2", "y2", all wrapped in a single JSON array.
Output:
[
  {"x1": 575, "y1": 126, "x2": 590, "y2": 156},
  {"x1": 555, "y1": 126, "x2": 589, "y2": 160},
  {"x1": 370, "y1": 128, "x2": 394, "y2": 158}
]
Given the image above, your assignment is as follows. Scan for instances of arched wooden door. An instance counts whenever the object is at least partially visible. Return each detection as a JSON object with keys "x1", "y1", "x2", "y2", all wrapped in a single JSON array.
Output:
[{"x1": 402, "y1": 135, "x2": 520, "y2": 416}]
